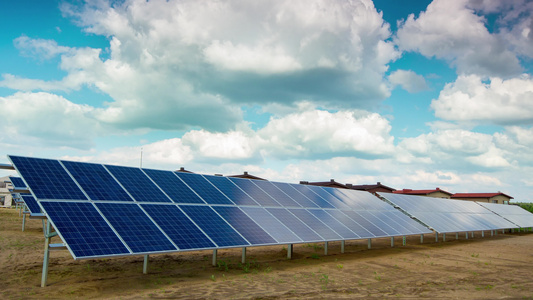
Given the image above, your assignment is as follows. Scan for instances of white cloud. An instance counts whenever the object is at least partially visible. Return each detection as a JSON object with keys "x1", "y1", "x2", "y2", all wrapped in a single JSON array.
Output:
[
  {"x1": 182, "y1": 129, "x2": 259, "y2": 161},
  {"x1": 396, "y1": 0, "x2": 522, "y2": 77},
  {"x1": 14, "y1": 35, "x2": 70, "y2": 60},
  {"x1": 388, "y1": 69, "x2": 429, "y2": 93},
  {"x1": 431, "y1": 74, "x2": 533, "y2": 125}
]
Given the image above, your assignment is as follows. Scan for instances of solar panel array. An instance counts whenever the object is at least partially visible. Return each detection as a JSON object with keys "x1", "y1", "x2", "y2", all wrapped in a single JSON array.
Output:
[
  {"x1": 379, "y1": 193, "x2": 519, "y2": 233},
  {"x1": 9, "y1": 176, "x2": 27, "y2": 189},
  {"x1": 9, "y1": 155, "x2": 431, "y2": 260},
  {"x1": 477, "y1": 202, "x2": 533, "y2": 228}
]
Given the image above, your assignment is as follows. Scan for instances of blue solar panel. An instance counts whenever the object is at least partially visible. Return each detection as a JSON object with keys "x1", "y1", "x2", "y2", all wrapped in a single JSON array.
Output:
[
  {"x1": 383, "y1": 211, "x2": 431, "y2": 234},
  {"x1": 214, "y1": 206, "x2": 277, "y2": 245},
  {"x1": 174, "y1": 172, "x2": 234, "y2": 205},
  {"x1": 141, "y1": 204, "x2": 215, "y2": 250},
  {"x1": 251, "y1": 180, "x2": 301, "y2": 207},
  {"x1": 288, "y1": 209, "x2": 342, "y2": 240},
  {"x1": 227, "y1": 177, "x2": 282, "y2": 207},
  {"x1": 342, "y1": 210, "x2": 388, "y2": 237},
  {"x1": 307, "y1": 209, "x2": 359, "y2": 239},
  {"x1": 21, "y1": 194, "x2": 41, "y2": 214},
  {"x1": 270, "y1": 182, "x2": 317, "y2": 208},
  {"x1": 240, "y1": 207, "x2": 302, "y2": 243},
  {"x1": 266, "y1": 208, "x2": 323, "y2": 242},
  {"x1": 9, "y1": 156, "x2": 87, "y2": 200},
  {"x1": 357, "y1": 211, "x2": 401, "y2": 236},
  {"x1": 143, "y1": 169, "x2": 205, "y2": 204},
  {"x1": 325, "y1": 210, "x2": 375, "y2": 238},
  {"x1": 180, "y1": 205, "x2": 249, "y2": 247},
  {"x1": 105, "y1": 165, "x2": 172, "y2": 203},
  {"x1": 9, "y1": 177, "x2": 26, "y2": 189},
  {"x1": 40, "y1": 201, "x2": 130, "y2": 258},
  {"x1": 204, "y1": 175, "x2": 259, "y2": 206},
  {"x1": 295, "y1": 185, "x2": 349, "y2": 209},
  {"x1": 96, "y1": 203, "x2": 176, "y2": 253},
  {"x1": 62, "y1": 161, "x2": 133, "y2": 202}
]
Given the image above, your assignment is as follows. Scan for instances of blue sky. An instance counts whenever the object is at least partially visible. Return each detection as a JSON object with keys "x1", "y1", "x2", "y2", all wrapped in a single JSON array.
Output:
[{"x1": 1, "y1": 0, "x2": 532, "y2": 201}]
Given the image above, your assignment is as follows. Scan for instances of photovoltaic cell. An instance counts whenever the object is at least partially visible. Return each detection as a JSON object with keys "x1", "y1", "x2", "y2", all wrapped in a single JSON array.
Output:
[
  {"x1": 213, "y1": 206, "x2": 277, "y2": 245},
  {"x1": 251, "y1": 180, "x2": 301, "y2": 207},
  {"x1": 342, "y1": 210, "x2": 388, "y2": 237},
  {"x1": 325, "y1": 210, "x2": 375, "y2": 238},
  {"x1": 298, "y1": 185, "x2": 350, "y2": 209},
  {"x1": 143, "y1": 169, "x2": 205, "y2": 204},
  {"x1": 228, "y1": 177, "x2": 281, "y2": 207},
  {"x1": 307, "y1": 209, "x2": 359, "y2": 239},
  {"x1": 240, "y1": 207, "x2": 302, "y2": 243},
  {"x1": 288, "y1": 209, "x2": 342, "y2": 240},
  {"x1": 105, "y1": 165, "x2": 171, "y2": 203},
  {"x1": 62, "y1": 161, "x2": 133, "y2": 202},
  {"x1": 357, "y1": 211, "x2": 401, "y2": 236},
  {"x1": 9, "y1": 156, "x2": 87, "y2": 200},
  {"x1": 204, "y1": 175, "x2": 259, "y2": 206},
  {"x1": 266, "y1": 208, "x2": 323, "y2": 242},
  {"x1": 270, "y1": 182, "x2": 316, "y2": 208},
  {"x1": 96, "y1": 203, "x2": 176, "y2": 253},
  {"x1": 180, "y1": 205, "x2": 249, "y2": 247},
  {"x1": 9, "y1": 177, "x2": 26, "y2": 189},
  {"x1": 174, "y1": 172, "x2": 234, "y2": 205},
  {"x1": 21, "y1": 194, "x2": 41, "y2": 214},
  {"x1": 40, "y1": 201, "x2": 129, "y2": 258},
  {"x1": 477, "y1": 202, "x2": 533, "y2": 228},
  {"x1": 141, "y1": 204, "x2": 215, "y2": 250}
]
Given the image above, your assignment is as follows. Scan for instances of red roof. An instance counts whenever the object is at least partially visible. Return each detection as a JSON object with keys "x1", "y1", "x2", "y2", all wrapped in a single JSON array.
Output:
[
  {"x1": 451, "y1": 192, "x2": 513, "y2": 199},
  {"x1": 393, "y1": 188, "x2": 452, "y2": 196}
]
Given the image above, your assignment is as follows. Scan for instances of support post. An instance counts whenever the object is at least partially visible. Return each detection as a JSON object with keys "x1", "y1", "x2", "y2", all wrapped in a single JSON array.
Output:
[
  {"x1": 391, "y1": 236, "x2": 394, "y2": 247},
  {"x1": 22, "y1": 212, "x2": 26, "y2": 232},
  {"x1": 287, "y1": 244, "x2": 293, "y2": 259},
  {"x1": 241, "y1": 247, "x2": 246, "y2": 264},
  {"x1": 324, "y1": 241, "x2": 328, "y2": 255},
  {"x1": 212, "y1": 249, "x2": 217, "y2": 267},
  {"x1": 420, "y1": 234, "x2": 424, "y2": 244},
  {"x1": 482, "y1": 231, "x2": 485, "y2": 238},
  {"x1": 143, "y1": 255, "x2": 149, "y2": 274},
  {"x1": 443, "y1": 233, "x2": 446, "y2": 242},
  {"x1": 465, "y1": 232, "x2": 469, "y2": 240},
  {"x1": 367, "y1": 238, "x2": 372, "y2": 249},
  {"x1": 471, "y1": 232, "x2": 474, "y2": 238},
  {"x1": 491, "y1": 230, "x2": 494, "y2": 236},
  {"x1": 502, "y1": 229, "x2": 505, "y2": 234},
  {"x1": 341, "y1": 240, "x2": 345, "y2": 254},
  {"x1": 456, "y1": 232, "x2": 458, "y2": 240},
  {"x1": 402, "y1": 236, "x2": 406, "y2": 246},
  {"x1": 435, "y1": 232, "x2": 439, "y2": 242},
  {"x1": 41, "y1": 220, "x2": 51, "y2": 287}
]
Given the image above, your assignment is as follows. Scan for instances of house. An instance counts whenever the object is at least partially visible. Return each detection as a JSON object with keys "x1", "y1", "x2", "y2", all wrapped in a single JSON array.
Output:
[
  {"x1": 227, "y1": 171, "x2": 266, "y2": 181},
  {"x1": 451, "y1": 192, "x2": 513, "y2": 205},
  {"x1": 0, "y1": 176, "x2": 14, "y2": 208},
  {"x1": 299, "y1": 179, "x2": 349, "y2": 189},
  {"x1": 175, "y1": 167, "x2": 194, "y2": 173},
  {"x1": 393, "y1": 187, "x2": 453, "y2": 198},
  {"x1": 346, "y1": 182, "x2": 396, "y2": 194}
]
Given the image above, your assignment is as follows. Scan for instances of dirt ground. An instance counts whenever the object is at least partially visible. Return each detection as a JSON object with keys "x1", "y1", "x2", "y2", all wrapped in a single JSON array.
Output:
[{"x1": 1, "y1": 208, "x2": 533, "y2": 299}]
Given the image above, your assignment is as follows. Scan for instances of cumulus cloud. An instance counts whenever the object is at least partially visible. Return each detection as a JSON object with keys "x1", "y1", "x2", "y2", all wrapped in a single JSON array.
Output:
[
  {"x1": 431, "y1": 74, "x2": 533, "y2": 125},
  {"x1": 388, "y1": 69, "x2": 429, "y2": 93},
  {"x1": 14, "y1": 35, "x2": 70, "y2": 60},
  {"x1": 396, "y1": 0, "x2": 522, "y2": 77}
]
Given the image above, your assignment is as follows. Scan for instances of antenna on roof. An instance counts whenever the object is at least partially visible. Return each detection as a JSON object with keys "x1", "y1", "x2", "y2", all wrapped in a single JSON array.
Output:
[{"x1": 140, "y1": 147, "x2": 143, "y2": 168}]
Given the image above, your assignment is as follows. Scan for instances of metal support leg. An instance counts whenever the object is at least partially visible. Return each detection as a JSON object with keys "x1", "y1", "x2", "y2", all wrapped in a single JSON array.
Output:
[
  {"x1": 471, "y1": 232, "x2": 474, "y2": 238},
  {"x1": 212, "y1": 249, "x2": 217, "y2": 267},
  {"x1": 367, "y1": 238, "x2": 372, "y2": 249},
  {"x1": 491, "y1": 230, "x2": 494, "y2": 236},
  {"x1": 482, "y1": 231, "x2": 484, "y2": 238},
  {"x1": 341, "y1": 240, "x2": 345, "y2": 254},
  {"x1": 420, "y1": 234, "x2": 424, "y2": 244},
  {"x1": 456, "y1": 232, "x2": 458, "y2": 240},
  {"x1": 502, "y1": 229, "x2": 505, "y2": 234},
  {"x1": 465, "y1": 232, "x2": 469, "y2": 240},
  {"x1": 241, "y1": 247, "x2": 246, "y2": 264},
  {"x1": 287, "y1": 244, "x2": 293, "y2": 260},
  {"x1": 324, "y1": 241, "x2": 328, "y2": 255},
  {"x1": 41, "y1": 220, "x2": 51, "y2": 287},
  {"x1": 435, "y1": 232, "x2": 439, "y2": 242},
  {"x1": 391, "y1": 237, "x2": 394, "y2": 247},
  {"x1": 403, "y1": 236, "x2": 406, "y2": 246},
  {"x1": 22, "y1": 212, "x2": 26, "y2": 232},
  {"x1": 143, "y1": 255, "x2": 149, "y2": 274},
  {"x1": 443, "y1": 233, "x2": 446, "y2": 242}
]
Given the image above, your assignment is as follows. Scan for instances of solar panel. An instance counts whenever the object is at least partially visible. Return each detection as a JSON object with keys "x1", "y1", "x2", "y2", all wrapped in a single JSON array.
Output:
[
  {"x1": 341, "y1": 210, "x2": 389, "y2": 237},
  {"x1": 9, "y1": 176, "x2": 27, "y2": 189},
  {"x1": 476, "y1": 203, "x2": 533, "y2": 228},
  {"x1": 228, "y1": 177, "x2": 282, "y2": 207},
  {"x1": 204, "y1": 175, "x2": 259, "y2": 206},
  {"x1": 62, "y1": 161, "x2": 134, "y2": 202},
  {"x1": 307, "y1": 209, "x2": 359, "y2": 239},
  {"x1": 297, "y1": 185, "x2": 350, "y2": 209},
  {"x1": 270, "y1": 182, "x2": 317, "y2": 208},
  {"x1": 143, "y1": 169, "x2": 205, "y2": 204},
  {"x1": 240, "y1": 207, "x2": 302, "y2": 243},
  {"x1": 288, "y1": 209, "x2": 342, "y2": 240},
  {"x1": 40, "y1": 201, "x2": 130, "y2": 259},
  {"x1": 250, "y1": 180, "x2": 301, "y2": 207},
  {"x1": 380, "y1": 193, "x2": 518, "y2": 233},
  {"x1": 174, "y1": 172, "x2": 234, "y2": 205},
  {"x1": 213, "y1": 206, "x2": 277, "y2": 245},
  {"x1": 96, "y1": 203, "x2": 177, "y2": 253},
  {"x1": 9, "y1": 156, "x2": 87, "y2": 200},
  {"x1": 105, "y1": 165, "x2": 172, "y2": 203},
  {"x1": 324, "y1": 210, "x2": 375, "y2": 238},
  {"x1": 141, "y1": 204, "x2": 216, "y2": 250},
  {"x1": 180, "y1": 205, "x2": 249, "y2": 247},
  {"x1": 21, "y1": 194, "x2": 41, "y2": 214},
  {"x1": 266, "y1": 208, "x2": 323, "y2": 242}
]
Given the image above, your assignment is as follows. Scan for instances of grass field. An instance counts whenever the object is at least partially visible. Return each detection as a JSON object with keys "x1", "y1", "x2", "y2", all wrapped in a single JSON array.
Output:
[{"x1": 1, "y1": 208, "x2": 533, "y2": 299}]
